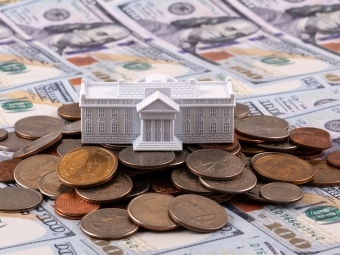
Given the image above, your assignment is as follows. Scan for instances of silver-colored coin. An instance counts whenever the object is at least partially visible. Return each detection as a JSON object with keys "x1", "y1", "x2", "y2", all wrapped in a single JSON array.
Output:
[
  {"x1": 199, "y1": 168, "x2": 257, "y2": 194},
  {"x1": 14, "y1": 154, "x2": 59, "y2": 190},
  {"x1": 0, "y1": 129, "x2": 8, "y2": 140},
  {"x1": 186, "y1": 149, "x2": 244, "y2": 180},
  {"x1": 234, "y1": 103, "x2": 250, "y2": 119},
  {"x1": 124, "y1": 176, "x2": 150, "y2": 200},
  {"x1": 59, "y1": 120, "x2": 81, "y2": 135},
  {"x1": 80, "y1": 208, "x2": 139, "y2": 240},
  {"x1": 0, "y1": 187, "x2": 43, "y2": 212},
  {"x1": 257, "y1": 139, "x2": 298, "y2": 152},
  {"x1": 76, "y1": 173, "x2": 133, "y2": 203},
  {"x1": 237, "y1": 152, "x2": 247, "y2": 166},
  {"x1": 260, "y1": 182, "x2": 304, "y2": 204},
  {"x1": 242, "y1": 116, "x2": 289, "y2": 130},
  {"x1": 57, "y1": 139, "x2": 82, "y2": 157},
  {"x1": 0, "y1": 132, "x2": 31, "y2": 152},
  {"x1": 157, "y1": 149, "x2": 190, "y2": 169},
  {"x1": 242, "y1": 181, "x2": 268, "y2": 202},
  {"x1": 39, "y1": 171, "x2": 73, "y2": 199}
]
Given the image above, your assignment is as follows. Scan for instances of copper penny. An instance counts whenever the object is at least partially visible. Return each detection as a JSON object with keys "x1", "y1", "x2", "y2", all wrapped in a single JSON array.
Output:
[
  {"x1": 290, "y1": 133, "x2": 331, "y2": 150},
  {"x1": 57, "y1": 103, "x2": 81, "y2": 121},
  {"x1": 80, "y1": 208, "x2": 139, "y2": 240},
  {"x1": 57, "y1": 139, "x2": 82, "y2": 157},
  {"x1": 55, "y1": 209, "x2": 83, "y2": 220},
  {"x1": 151, "y1": 173, "x2": 182, "y2": 195},
  {"x1": 127, "y1": 193, "x2": 179, "y2": 231},
  {"x1": 59, "y1": 120, "x2": 81, "y2": 135},
  {"x1": 55, "y1": 192, "x2": 100, "y2": 217},
  {"x1": 0, "y1": 129, "x2": 8, "y2": 140},
  {"x1": 308, "y1": 160, "x2": 340, "y2": 186},
  {"x1": 0, "y1": 132, "x2": 31, "y2": 152},
  {"x1": 296, "y1": 151, "x2": 323, "y2": 160},
  {"x1": 327, "y1": 151, "x2": 340, "y2": 168},
  {"x1": 251, "y1": 152, "x2": 314, "y2": 184},
  {"x1": 234, "y1": 131, "x2": 265, "y2": 144},
  {"x1": 39, "y1": 171, "x2": 73, "y2": 199},
  {"x1": 260, "y1": 182, "x2": 303, "y2": 204},
  {"x1": 242, "y1": 116, "x2": 289, "y2": 130},
  {"x1": 235, "y1": 103, "x2": 250, "y2": 119},
  {"x1": 0, "y1": 159, "x2": 22, "y2": 183},
  {"x1": 168, "y1": 194, "x2": 228, "y2": 232},
  {"x1": 290, "y1": 127, "x2": 330, "y2": 140},
  {"x1": 198, "y1": 137, "x2": 239, "y2": 152}
]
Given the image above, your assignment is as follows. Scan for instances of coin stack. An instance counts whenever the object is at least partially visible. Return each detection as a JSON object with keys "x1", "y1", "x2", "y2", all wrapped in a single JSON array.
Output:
[{"x1": 0, "y1": 102, "x2": 339, "y2": 240}]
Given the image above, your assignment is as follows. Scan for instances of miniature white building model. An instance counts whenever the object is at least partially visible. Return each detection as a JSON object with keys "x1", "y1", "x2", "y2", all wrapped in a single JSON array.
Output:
[{"x1": 80, "y1": 74, "x2": 235, "y2": 151}]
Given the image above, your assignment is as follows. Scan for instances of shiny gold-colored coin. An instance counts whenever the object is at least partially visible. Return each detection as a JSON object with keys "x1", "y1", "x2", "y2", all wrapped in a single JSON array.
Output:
[
  {"x1": 57, "y1": 103, "x2": 81, "y2": 121},
  {"x1": 260, "y1": 182, "x2": 304, "y2": 204},
  {"x1": 308, "y1": 160, "x2": 340, "y2": 187},
  {"x1": 57, "y1": 146, "x2": 118, "y2": 188}
]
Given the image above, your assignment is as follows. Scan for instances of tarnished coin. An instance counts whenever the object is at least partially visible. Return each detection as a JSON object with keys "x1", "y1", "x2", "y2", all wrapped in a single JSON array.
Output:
[
  {"x1": 199, "y1": 137, "x2": 239, "y2": 152},
  {"x1": 260, "y1": 182, "x2": 303, "y2": 204},
  {"x1": 12, "y1": 132, "x2": 63, "y2": 159},
  {"x1": 14, "y1": 154, "x2": 59, "y2": 190},
  {"x1": 242, "y1": 116, "x2": 289, "y2": 130},
  {"x1": 236, "y1": 152, "x2": 247, "y2": 166},
  {"x1": 242, "y1": 181, "x2": 268, "y2": 202},
  {"x1": 186, "y1": 149, "x2": 244, "y2": 180},
  {"x1": 57, "y1": 146, "x2": 118, "y2": 188},
  {"x1": 0, "y1": 187, "x2": 43, "y2": 212},
  {"x1": 199, "y1": 168, "x2": 257, "y2": 194},
  {"x1": 234, "y1": 131, "x2": 265, "y2": 144},
  {"x1": 168, "y1": 194, "x2": 228, "y2": 232},
  {"x1": 55, "y1": 209, "x2": 84, "y2": 220},
  {"x1": 118, "y1": 147, "x2": 175, "y2": 169},
  {"x1": 0, "y1": 129, "x2": 8, "y2": 140},
  {"x1": 55, "y1": 192, "x2": 100, "y2": 217},
  {"x1": 185, "y1": 144, "x2": 201, "y2": 152},
  {"x1": 290, "y1": 133, "x2": 332, "y2": 150},
  {"x1": 235, "y1": 103, "x2": 250, "y2": 119},
  {"x1": 158, "y1": 149, "x2": 190, "y2": 169},
  {"x1": 171, "y1": 167, "x2": 213, "y2": 194},
  {"x1": 230, "y1": 143, "x2": 241, "y2": 155},
  {"x1": 100, "y1": 144, "x2": 131, "y2": 150},
  {"x1": 326, "y1": 151, "x2": 340, "y2": 168},
  {"x1": 296, "y1": 151, "x2": 323, "y2": 160},
  {"x1": 0, "y1": 159, "x2": 22, "y2": 183},
  {"x1": 15, "y1": 116, "x2": 65, "y2": 139},
  {"x1": 57, "y1": 139, "x2": 82, "y2": 157},
  {"x1": 127, "y1": 193, "x2": 179, "y2": 231},
  {"x1": 0, "y1": 132, "x2": 31, "y2": 152},
  {"x1": 39, "y1": 171, "x2": 73, "y2": 199},
  {"x1": 124, "y1": 176, "x2": 150, "y2": 200},
  {"x1": 241, "y1": 145, "x2": 265, "y2": 155},
  {"x1": 257, "y1": 139, "x2": 298, "y2": 152},
  {"x1": 252, "y1": 152, "x2": 314, "y2": 184},
  {"x1": 308, "y1": 160, "x2": 340, "y2": 186},
  {"x1": 80, "y1": 208, "x2": 139, "y2": 240},
  {"x1": 206, "y1": 193, "x2": 236, "y2": 203},
  {"x1": 59, "y1": 120, "x2": 81, "y2": 135},
  {"x1": 151, "y1": 173, "x2": 182, "y2": 195},
  {"x1": 76, "y1": 173, "x2": 133, "y2": 203},
  {"x1": 57, "y1": 103, "x2": 81, "y2": 121},
  {"x1": 290, "y1": 127, "x2": 330, "y2": 140}
]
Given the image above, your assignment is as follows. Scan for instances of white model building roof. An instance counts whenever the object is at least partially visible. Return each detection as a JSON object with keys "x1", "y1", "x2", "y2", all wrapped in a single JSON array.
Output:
[{"x1": 136, "y1": 90, "x2": 180, "y2": 112}]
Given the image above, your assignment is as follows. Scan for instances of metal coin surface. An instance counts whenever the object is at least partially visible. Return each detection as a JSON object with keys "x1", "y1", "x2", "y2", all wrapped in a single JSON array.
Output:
[
  {"x1": 55, "y1": 209, "x2": 83, "y2": 220},
  {"x1": 199, "y1": 168, "x2": 257, "y2": 194},
  {"x1": 14, "y1": 116, "x2": 65, "y2": 139},
  {"x1": 171, "y1": 167, "x2": 213, "y2": 194},
  {"x1": 326, "y1": 151, "x2": 340, "y2": 168},
  {"x1": 168, "y1": 194, "x2": 228, "y2": 232},
  {"x1": 75, "y1": 173, "x2": 133, "y2": 203},
  {"x1": 57, "y1": 146, "x2": 118, "y2": 188},
  {"x1": 124, "y1": 176, "x2": 150, "y2": 200},
  {"x1": 14, "y1": 154, "x2": 59, "y2": 190},
  {"x1": 118, "y1": 147, "x2": 175, "y2": 169},
  {"x1": 100, "y1": 144, "x2": 131, "y2": 150},
  {"x1": 235, "y1": 103, "x2": 250, "y2": 119},
  {"x1": 234, "y1": 131, "x2": 265, "y2": 144},
  {"x1": 39, "y1": 171, "x2": 73, "y2": 199},
  {"x1": 236, "y1": 152, "x2": 247, "y2": 166},
  {"x1": 185, "y1": 144, "x2": 201, "y2": 152},
  {"x1": 186, "y1": 149, "x2": 244, "y2": 180},
  {"x1": 308, "y1": 160, "x2": 340, "y2": 186},
  {"x1": 296, "y1": 151, "x2": 323, "y2": 160},
  {"x1": 57, "y1": 139, "x2": 82, "y2": 157},
  {"x1": 230, "y1": 143, "x2": 241, "y2": 155},
  {"x1": 290, "y1": 133, "x2": 332, "y2": 150},
  {"x1": 257, "y1": 139, "x2": 298, "y2": 152},
  {"x1": 241, "y1": 145, "x2": 265, "y2": 155},
  {"x1": 158, "y1": 149, "x2": 190, "y2": 169},
  {"x1": 151, "y1": 173, "x2": 182, "y2": 195},
  {"x1": 242, "y1": 116, "x2": 289, "y2": 130},
  {"x1": 55, "y1": 192, "x2": 100, "y2": 217},
  {"x1": 260, "y1": 182, "x2": 303, "y2": 204},
  {"x1": 0, "y1": 132, "x2": 31, "y2": 152},
  {"x1": 0, "y1": 129, "x2": 8, "y2": 140},
  {"x1": 0, "y1": 159, "x2": 22, "y2": 183},
  {"x1": 80, "y1": 208, "x2": 139, "y2": 240},
  {"x1": 252, "y1": 152, "x2": 314, "y2": 184},
  {"x1": 242, "y1": 181, "x2": 268, "y2": 202},
  {"x1": 0, "y1": 187, "x2": 43, "y2": 212},
  {"x1": 12, "y1": 132, "x2": 63, "y2": 159},
  {"x1": 198, "y1": 137, "x2": 239, "y2": 152},
  {"x1": 127, "y1": 193, "x2": 179, "y2": 231},
  {"x1": 57, "y1": 103, "x2": 81, "y2": 121},
  {"x1": 206, "y1": 193, "x2": 236, "y2": 203},
  {"x1": 290, "y1": 127, "x2": 330, "y2": 140},
  {"x1": 59, "y1": 120, "x2": 81, "y2": 135}
]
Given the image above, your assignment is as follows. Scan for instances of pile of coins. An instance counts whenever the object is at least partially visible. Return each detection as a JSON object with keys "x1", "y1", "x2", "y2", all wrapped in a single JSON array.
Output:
[{"x1": 0, "y1": 102, "x2": 339, "y2": 240}]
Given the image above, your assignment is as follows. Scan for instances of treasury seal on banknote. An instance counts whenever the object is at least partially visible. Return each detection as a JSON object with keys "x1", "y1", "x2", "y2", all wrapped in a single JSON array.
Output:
[
  {"x1": 305, "y1": 206, "x2": 340, "y2": 224},
  {"x1": 324, "y1": 120, "x2": 340, "y2": 133}
]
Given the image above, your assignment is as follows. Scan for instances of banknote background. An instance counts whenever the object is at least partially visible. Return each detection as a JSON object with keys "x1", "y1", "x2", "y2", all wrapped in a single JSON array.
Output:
[{"x1": 0, "y1": 0, "x2": 339, "y2": 254}]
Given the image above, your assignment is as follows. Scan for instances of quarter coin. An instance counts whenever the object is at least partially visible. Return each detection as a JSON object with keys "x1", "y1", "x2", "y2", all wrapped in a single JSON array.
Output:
[
  {"x1": 168, "y1": 194, "x2": 228, "y2": 232},
  {"x1": 326, "y1": 151, "x2": 340, "y2": 168},
  {"x1": 59, "y1": 120, "x2": 81, "y2": 135},
  {"x1": 127, "y1": 193, "x2": 179, "y2": 231},
  {"x1": 260, "y1": 182, "x2": 303, "y2": 204},
  {"x1": 0, "y1": 159, "x2": 22, "y2": 183},
  {"x1": 290, "y1": 133, "x2": 331, "y2": 150},
  {"x1": 39, "y1": 171, "x2": 73, "y2": 199},
  {"x1": 80, "y1": 208, "x2": 139, "y2": 240},
  {"x1": 57, "y1": 103, "x2": 81, "y2": 121},
  {"x1": 308, "y1": 160, "x2": 340, "y2": 186},
  {"x1": 242, "y1": 116, "x2": 289, "y2": 130},
  {"x1": 0, "y1": 132, "x2": 31, "y2": 152}
]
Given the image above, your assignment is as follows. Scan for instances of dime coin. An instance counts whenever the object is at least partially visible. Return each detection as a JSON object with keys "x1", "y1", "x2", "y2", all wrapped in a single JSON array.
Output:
[
  {"x1": 251, "y1": 152, "x2": 314, "y2": 184},
  {"x1": 168, "y1": 194, "x2": 228, "y2": 232},
  {"x1": 80, "y1": 208, "x2": 139, "y2": 240},
  {"x1": 57, "y1": 103, "x2": 81, "y2": 121},
  {"x1": 75, "y1": 173, "x2": 133, "y2": 203},
  {"x1": 15, "y1": 116, "x2": 65, "y2": 139},
  {"x1": 186, "y1": 149, "x2": 244, "y2": 180},
  {"x1": 118, "y1": 147, "x2": 175, "y2": 169},
  {"x1": 14, "y1": 154, "x2": 59, "y2": 190},
  {"x1": 124, "y1": 176, "x2": 150, "y2": 200},
  {"x1": 290, "y1": 127, "x2": 330, "y2": 140},
  {"x1": 260, "y1": 182, "x2": 303, "y2": 204},
  {"x1": 57, "y1": 146, "x2": 118, "y2": 188},
  {"x1": 0, "y1": 187, "x2": 43, "y2": 212},
  {"x1": 0, "y1": 159, "x2": 22, "y2": 183},
  {"x1": 242, "y1": 116, "x2": 289, "y2": 130},
  {"x1": 198, "y1": 137, "x2": 239, "y2": 152},
  {"x1": 326, "y1": 151, "x2": 340, "y2": 168},
  {"x1": 171, "y1": 167, "x2": 213, "y2": 194},
  {"x1": 59, "y1": 120, "x2": 81, "y2": 135},
  {"x1": 241, "y1": 145, "x2": 265, "y2": 155},
  {"x1": 235, "y1": 103, "x2": 250, "y2": 119},
  {"x1": 39, "y1": 171, "x2": 73, "y2": 199},
  {"x1": 127, "y1": 193, "x2": 179, "y2": 231},
  {"x1": 12, "y1": 132, "x2": 63, "y2": 159},
  {"x1": 257, "y1": 139, "x2": 298, "y2": 152},
  {"x1": 55, "y1": 192, "x2": 100, "y2": 217},
  {"x1": 199, "y1": 168, "x2": 257, "y2": 194},
  {"x1": 0, "y1": 129, "x2": 8, "y2": 140},
  {"x1": 307, "y1": 160, "x2": 340, "y2": 186},
  {"x1": 151, "y1": 173, "x2": 182, "y2": 195},
  {"x1": 57, "y1": 139, "x2": 82, "y2": 157},
  {"x1": 234, "y1": 131, "x2": 265, "y2": 144},
  {"x1": 290, "y1": 133, "x2": 332, "y2": 150},
  {"x1": 0, "y1": 132, "x2": 31, "y2": 152}
]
